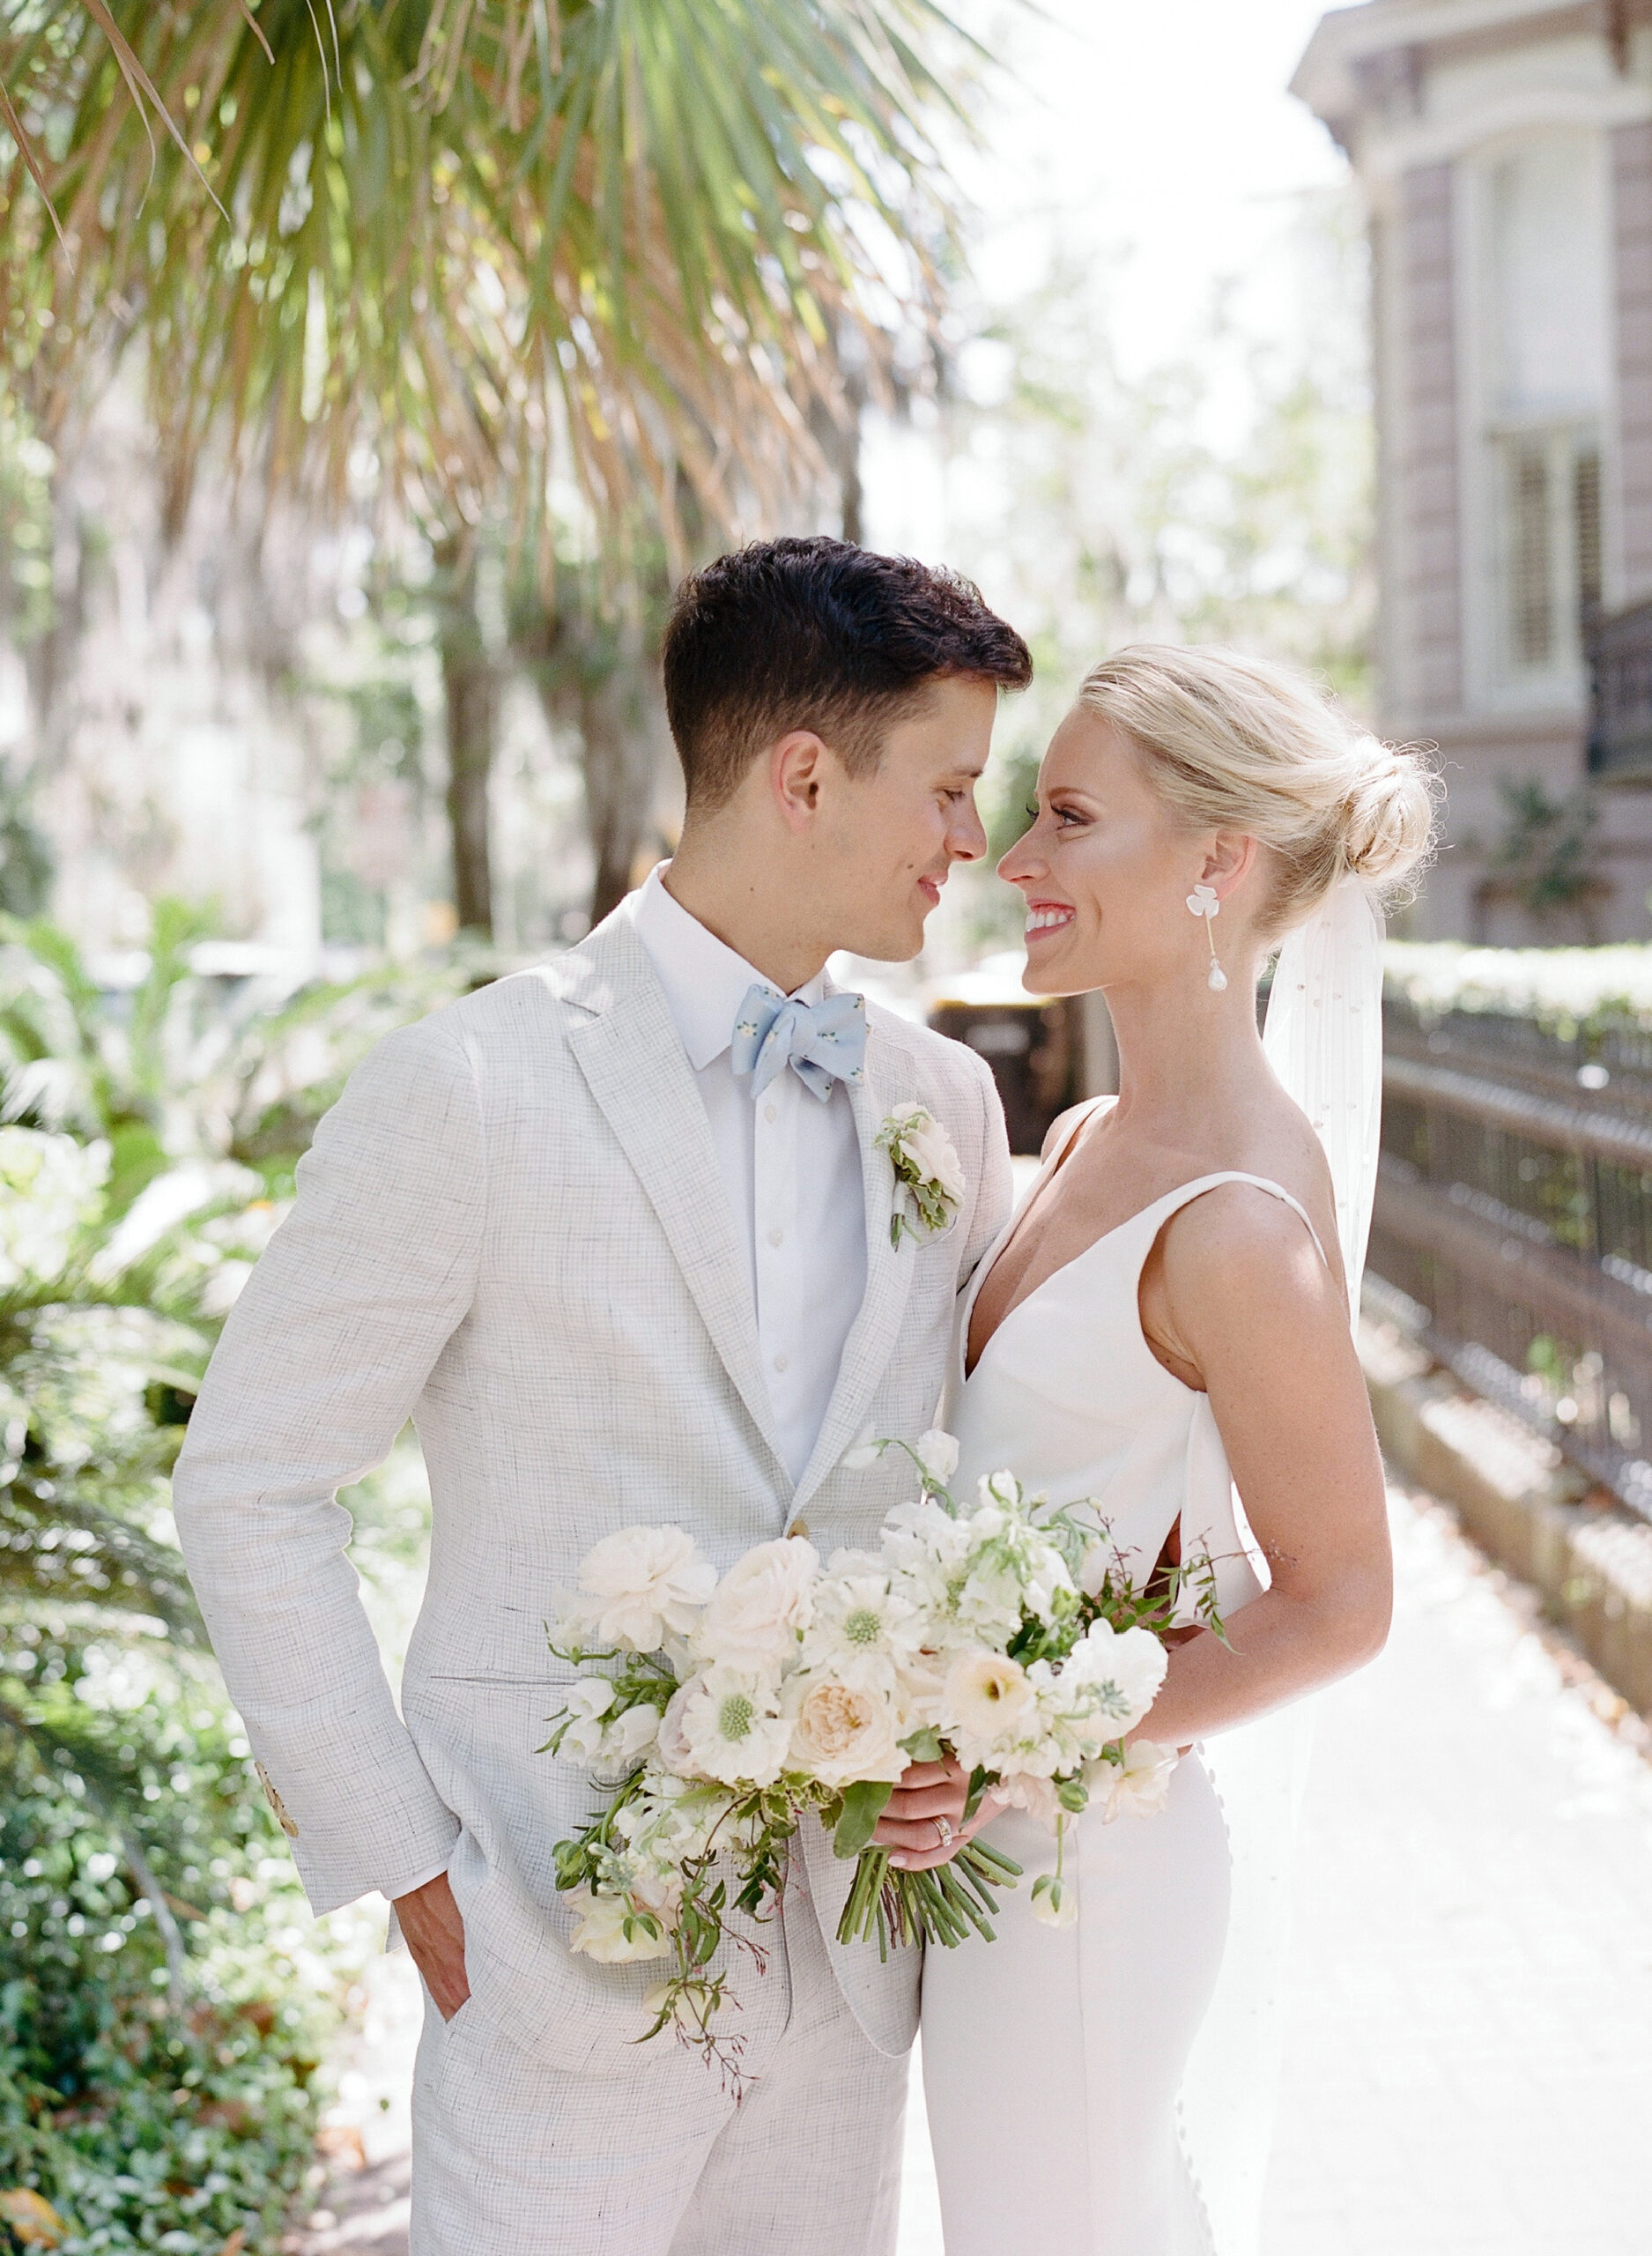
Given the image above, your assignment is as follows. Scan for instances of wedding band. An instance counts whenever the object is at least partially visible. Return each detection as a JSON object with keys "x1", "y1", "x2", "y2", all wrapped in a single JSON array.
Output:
[{"x1": 933, "y1": 1816, "x2": 955, "y2": 1849}]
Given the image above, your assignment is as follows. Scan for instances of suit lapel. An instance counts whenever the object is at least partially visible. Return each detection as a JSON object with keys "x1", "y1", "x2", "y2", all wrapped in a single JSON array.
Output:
[
  {"x1": 793, "y1": 1027, "x2": 919, "y2": 1510},
  {"x1": 564, "y1": 924, "x2": 789, "y2": 1481}
]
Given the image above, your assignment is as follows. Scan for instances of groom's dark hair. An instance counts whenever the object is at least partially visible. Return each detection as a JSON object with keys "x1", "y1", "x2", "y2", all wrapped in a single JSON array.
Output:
[{"x1": 663, "y1": 536, "x2": 1032, "y2": 811}]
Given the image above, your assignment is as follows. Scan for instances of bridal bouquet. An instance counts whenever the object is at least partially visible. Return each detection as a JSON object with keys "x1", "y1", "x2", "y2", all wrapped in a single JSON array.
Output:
[{"x1": 544, "y1": 1433, "x2": 1220, "y2": 2066}]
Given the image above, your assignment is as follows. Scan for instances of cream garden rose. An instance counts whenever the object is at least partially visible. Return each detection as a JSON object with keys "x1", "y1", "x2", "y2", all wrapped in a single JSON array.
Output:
[{"x1": 786, "y1": 1673, "x2": 906, "y2": 1787}]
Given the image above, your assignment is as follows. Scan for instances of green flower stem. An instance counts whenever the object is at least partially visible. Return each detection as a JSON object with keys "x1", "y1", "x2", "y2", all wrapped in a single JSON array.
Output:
[{"x1": 836, "y1": 1838, "x2": 1024, "y2": 1952}]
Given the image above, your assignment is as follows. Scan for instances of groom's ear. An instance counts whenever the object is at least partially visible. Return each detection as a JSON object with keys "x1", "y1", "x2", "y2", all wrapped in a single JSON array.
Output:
[{"x1": 769, "y1": 729, "x2": 836, "y2": 833}]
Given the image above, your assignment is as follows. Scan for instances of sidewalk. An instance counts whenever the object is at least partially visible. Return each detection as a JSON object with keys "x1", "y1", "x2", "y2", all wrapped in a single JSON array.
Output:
[{"x1": 291, "y1": 1483, "x2": 1652, "y2": 2253}]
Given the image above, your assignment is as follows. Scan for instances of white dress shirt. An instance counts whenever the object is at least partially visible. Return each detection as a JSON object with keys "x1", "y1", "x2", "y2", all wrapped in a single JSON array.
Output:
[{"x1": 626, "y1": 864, "x2": 867, "y2": 1485}]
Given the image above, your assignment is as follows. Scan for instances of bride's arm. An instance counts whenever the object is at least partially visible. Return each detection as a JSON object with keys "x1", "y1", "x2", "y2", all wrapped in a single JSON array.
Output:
[{"x1": 1130, "y1": 1188, "x2": 1391, "y2": 1750}]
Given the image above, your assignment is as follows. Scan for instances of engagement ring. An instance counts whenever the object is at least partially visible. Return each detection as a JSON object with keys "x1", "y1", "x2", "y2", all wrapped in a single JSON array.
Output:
[{"x1": 933, "y1": 1815, "x2": 956, "y2": 1849}]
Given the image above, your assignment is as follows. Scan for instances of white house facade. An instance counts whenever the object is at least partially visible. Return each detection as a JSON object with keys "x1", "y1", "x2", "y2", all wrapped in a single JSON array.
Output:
[{"x1": 1295, "y1": 0, "x2": 1652, "y2": 939}]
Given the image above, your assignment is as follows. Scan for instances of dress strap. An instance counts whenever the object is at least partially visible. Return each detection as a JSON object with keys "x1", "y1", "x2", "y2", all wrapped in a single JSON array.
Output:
[{"x1": 1154, "y1": 1169, "x2": 1331, "y2": 1273}]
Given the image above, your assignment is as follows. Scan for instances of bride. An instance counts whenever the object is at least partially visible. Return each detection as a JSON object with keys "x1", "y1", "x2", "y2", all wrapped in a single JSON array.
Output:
[{"x1": 898, "y1": 644, "x2": 1434, "y2": 2253}]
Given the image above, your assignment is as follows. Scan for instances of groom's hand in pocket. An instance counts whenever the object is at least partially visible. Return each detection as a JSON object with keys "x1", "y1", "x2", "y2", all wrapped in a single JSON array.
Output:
[
  {"x1": 875, "y1": 1754, "x2": 1000, "y2": 1873},
  {"x1": 396, "y1": 1869, "x2": 470, "y2": 2021}
]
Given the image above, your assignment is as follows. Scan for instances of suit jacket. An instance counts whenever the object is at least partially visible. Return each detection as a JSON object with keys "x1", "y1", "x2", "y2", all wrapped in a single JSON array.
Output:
[{"x1": 171, "y1": 909, "x2": 1014, "y2": 2070}]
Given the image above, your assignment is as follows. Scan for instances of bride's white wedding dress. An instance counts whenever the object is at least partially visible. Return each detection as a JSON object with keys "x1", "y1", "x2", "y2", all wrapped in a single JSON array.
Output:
[{"x1": 921, "y1": 1097, "x2": 1326, "y2": 2256}]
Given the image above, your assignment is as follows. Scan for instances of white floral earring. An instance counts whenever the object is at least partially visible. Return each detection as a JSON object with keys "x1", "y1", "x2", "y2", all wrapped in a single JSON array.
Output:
[{"x1": 1186, "y1": 882, "x2": 1228, "y2": 992}]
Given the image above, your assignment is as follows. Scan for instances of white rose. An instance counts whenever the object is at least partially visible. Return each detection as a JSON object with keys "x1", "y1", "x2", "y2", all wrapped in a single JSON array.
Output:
[
  {"x1": 891, "y1": 1102, "x2": 966, "y2": 1204},
  {"x1": 566, "y1": 1886, "x2": 672, "y2": 1963},
  {"x1": 942, "y1": 1649, "x2": 1035, "y2": 1762},
  {"x1": 914, "y1": 1429, "x2": 959, "y2": 1488},
  {"x1": 574, "y1": 1525, "x2": 717, "y2": 1651},
  {"x1": 1093, "y1": 1740, "x2": 1178, "y2": 1822},
  {"x1": 678, "y1": 1664, "x2": 793, "y2": 1787},
  {"x1": 785, "y1": 1673, "x2": 907, "y2": 1787},
  {"x1": 1060, "y1": 1619, "x2": 1168, "y2": 1733},
  {"x1": 695, "y1": 1537, "x2": 819, "y2": 1666}
]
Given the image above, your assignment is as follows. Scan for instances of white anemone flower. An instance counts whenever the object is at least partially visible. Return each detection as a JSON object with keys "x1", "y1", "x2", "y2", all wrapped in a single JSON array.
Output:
[
  {"x1": 677, "y1": 1664, "x2": 792, "y2": 1787},
  {"x1": 573, "y1": 1525, "x2": 717, "y2": 1651},
  {"x1": 800, "y1": 1570, "x2": 923, "y2": 1689},
  {"x1": 1061, "y1": 1619, "x2": 1169, "y2": 1733}
]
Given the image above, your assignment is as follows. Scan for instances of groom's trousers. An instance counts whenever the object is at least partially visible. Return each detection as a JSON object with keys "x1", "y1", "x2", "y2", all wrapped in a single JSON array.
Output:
[{"x1": 408, "y1": 1880, "x2": 909, "y2": 2255}]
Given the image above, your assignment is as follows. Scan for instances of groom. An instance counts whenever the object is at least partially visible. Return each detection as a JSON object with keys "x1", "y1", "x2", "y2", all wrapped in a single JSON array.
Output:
[{"x1": 171, "y1": 535, "x2": 1029, "y2": 2254}]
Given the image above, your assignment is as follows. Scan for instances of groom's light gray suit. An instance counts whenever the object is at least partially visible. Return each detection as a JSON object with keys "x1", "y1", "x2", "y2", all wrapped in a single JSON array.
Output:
[{"x1": 171, "y1": 904, "x2": 1013, "y2": 2253}]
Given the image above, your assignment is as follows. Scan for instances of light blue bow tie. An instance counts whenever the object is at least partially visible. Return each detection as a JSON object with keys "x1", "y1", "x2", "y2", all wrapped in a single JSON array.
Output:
[{"x1": 731, "y1": 983, "x2": 868, "y2": 1102}]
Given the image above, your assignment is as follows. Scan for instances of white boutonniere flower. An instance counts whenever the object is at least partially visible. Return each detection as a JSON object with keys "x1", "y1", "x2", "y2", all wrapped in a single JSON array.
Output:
[{"x1": 878, "y1": 1101, "x2": 965, "y2": 1248}]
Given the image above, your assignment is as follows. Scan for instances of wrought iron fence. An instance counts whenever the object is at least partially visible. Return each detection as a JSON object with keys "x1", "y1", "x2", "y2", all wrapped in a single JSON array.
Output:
[{"x1": 1369, "y1": 995, "x2": 1652, "y2": 1522}]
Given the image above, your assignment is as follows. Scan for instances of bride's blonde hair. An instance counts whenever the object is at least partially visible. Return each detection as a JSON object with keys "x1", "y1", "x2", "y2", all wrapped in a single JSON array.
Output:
[{"x1": 1076, "y1": 643, "x2": 1437, "y2": 937}]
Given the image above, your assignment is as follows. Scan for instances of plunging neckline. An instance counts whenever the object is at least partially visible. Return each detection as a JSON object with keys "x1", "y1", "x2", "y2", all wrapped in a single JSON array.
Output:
[{"x1": 959, "y1": 1098, "x2": 1330, "y2": 1385}]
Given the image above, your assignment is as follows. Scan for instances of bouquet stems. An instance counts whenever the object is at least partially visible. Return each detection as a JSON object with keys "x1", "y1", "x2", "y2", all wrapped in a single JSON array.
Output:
[{"x1": 836, "y1": 1839, "x2": 1023, "y2": 1961}]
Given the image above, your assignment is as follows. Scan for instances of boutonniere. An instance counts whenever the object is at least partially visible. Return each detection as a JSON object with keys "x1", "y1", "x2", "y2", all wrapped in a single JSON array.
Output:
[{"x1": 877, "y1": 1102, "x2": 966, "y2": 1248}]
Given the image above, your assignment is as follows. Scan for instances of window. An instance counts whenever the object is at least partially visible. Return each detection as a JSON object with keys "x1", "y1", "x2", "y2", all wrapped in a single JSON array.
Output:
[
  {"x1": 1497, "y1": 427, "x2": 1601, "y2": 678},
  {"x1": 1476, "y1": 131, "x2": 1609, "y2": 690}
]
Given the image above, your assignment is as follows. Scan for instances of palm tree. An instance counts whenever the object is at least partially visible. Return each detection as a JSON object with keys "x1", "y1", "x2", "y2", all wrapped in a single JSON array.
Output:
[{"x1": 0, "y1": 1, "x2": 983, "y2": 933}]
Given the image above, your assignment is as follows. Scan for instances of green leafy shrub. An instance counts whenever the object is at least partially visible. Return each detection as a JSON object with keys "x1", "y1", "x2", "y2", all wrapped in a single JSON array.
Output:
[
  {"x1": 0, "y1": 914, "x2": 463, "y2": 2250},
  {"x1": 0, "y1": 1708, "x2": 330, "y2": 2253}
]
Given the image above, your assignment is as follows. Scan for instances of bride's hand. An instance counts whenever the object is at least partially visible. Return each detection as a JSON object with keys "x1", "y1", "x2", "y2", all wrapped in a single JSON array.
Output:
[{"x1": 875, "y1": 1754, "x2": 1002, "y2": 1872}]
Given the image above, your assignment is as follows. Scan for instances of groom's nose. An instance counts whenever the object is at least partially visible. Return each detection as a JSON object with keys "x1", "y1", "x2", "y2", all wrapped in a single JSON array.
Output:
[{"x1": 946, "y1": 794, "x2": 988, "y2": 863}]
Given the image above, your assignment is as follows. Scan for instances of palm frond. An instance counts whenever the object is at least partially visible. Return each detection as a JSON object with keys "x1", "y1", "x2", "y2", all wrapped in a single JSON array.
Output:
[{"x1": 0, "y1": 0, "x2": 993, "y2": 565}]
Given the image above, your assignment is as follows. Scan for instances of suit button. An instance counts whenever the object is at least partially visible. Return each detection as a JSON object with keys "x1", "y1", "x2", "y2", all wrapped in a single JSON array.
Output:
[{"x1": 788, "y1": 1518, "x2": 811, "y2": 1540}]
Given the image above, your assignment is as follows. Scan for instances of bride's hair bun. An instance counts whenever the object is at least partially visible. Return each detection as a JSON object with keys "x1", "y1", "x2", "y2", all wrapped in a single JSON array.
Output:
[
  {"x1": 1338, "y1": 738, "x2": 1437, "y2": 888},
  {"x1": 1076, "y1": 644, "x2": 1438, "y2": 936}
]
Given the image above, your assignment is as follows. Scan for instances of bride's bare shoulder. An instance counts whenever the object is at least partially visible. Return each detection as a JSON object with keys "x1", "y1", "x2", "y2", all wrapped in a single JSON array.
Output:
[
  {"x1": 1038, "y1": 1094, "x2": 1115, "y2": 1163},
  {"x1": 1159, "y1": 1095, "x2": 1342, "y2": 1282}
]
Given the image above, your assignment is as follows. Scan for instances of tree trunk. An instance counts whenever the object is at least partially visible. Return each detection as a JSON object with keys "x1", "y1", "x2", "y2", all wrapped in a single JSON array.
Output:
[
  {"x1": 515, "y1": 591, "x2": 665, "y2": 930},
  {"x1": 577, "y1": 653, "x2": 663, "y2": 925},
  {"x1": 434, "y1": 532, "x2": 498, "y2": 939},
  {"x1": 811, "y1": 359, "x2": 866, "y2": 545}
]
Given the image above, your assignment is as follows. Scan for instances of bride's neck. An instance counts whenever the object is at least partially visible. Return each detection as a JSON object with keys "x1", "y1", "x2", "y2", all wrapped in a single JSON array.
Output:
[{"x1": 1100, "y1": 961, "x2": 1272, "y2": 1146}]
